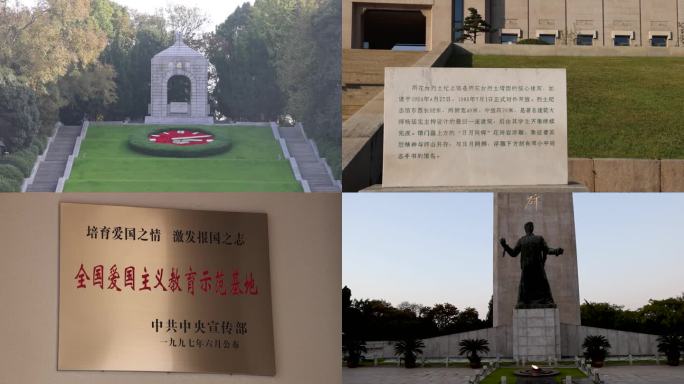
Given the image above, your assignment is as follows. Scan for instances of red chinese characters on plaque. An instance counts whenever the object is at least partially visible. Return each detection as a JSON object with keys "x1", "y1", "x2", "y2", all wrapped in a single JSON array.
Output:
[{"x1": 58, "y1": 203, "x2": 275, "y2": 375}]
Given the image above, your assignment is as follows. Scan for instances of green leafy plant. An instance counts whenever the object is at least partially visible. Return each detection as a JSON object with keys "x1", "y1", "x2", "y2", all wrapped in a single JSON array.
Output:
[
  {"x1": 657, "y1": 335, "x2": 683, "y2": 366},
  {"x1": 459, "y1": 338, "x2": 490, "y2": 368},
  {"x1": 456, "y1": 8, "x2": 495, "y2": 44},
  {"x1": 0, "y1": 147, "x2": 40, "y2": 177},
  {"x1": 0, "y1": 164, "x2": 24, "y2": 182},
  {"x1": 128, "y1": 128, "x2": 231, "y2": 158},
  {"x1": 343, "y1": 338, "x2": 367, "y2": 368},
  {"x1": 582, "y1": 335, "x2": 611, "y2": 367},
  {"x1": 0, "y1": 177, "x2": 21, "y2": 192},
  {"x1": 517, "y1": 38, "x2": 551, "y2": 45},
  {"x1": 394, "y1": 338, "x2": 425, "y2": 368}
]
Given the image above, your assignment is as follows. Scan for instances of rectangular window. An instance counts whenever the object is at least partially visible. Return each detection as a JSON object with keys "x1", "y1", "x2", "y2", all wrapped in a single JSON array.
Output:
[
  {"x1": 501, "y1": 34, "x2": 518, "y2": 45},
  {"x1": 576, "y1": 34, "x2": 594, "y2": 46},
  {"x1": 651, "y1": 36, "x2": 667, "y2": 47},
  {"x1": 453, "y1": 0, "x2": 464, "y2": 42},
  {"x1": 539, "y1": 34, "x2": 556, "y2": 45},
  {"x1": 613, "y1": 35, "x2": 630, "y2": 46}
]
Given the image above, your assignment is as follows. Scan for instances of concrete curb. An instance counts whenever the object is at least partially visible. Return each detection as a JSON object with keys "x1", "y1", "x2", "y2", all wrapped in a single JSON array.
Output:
[
  {"x1": 56, "y1": 120, "x2": 89, "y2": 193},
  {"x1": 22, "y1": 122, "x2": 62, "y2": 192}
]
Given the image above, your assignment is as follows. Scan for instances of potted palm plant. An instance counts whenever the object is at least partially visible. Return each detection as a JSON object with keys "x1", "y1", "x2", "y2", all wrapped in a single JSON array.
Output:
[
  {"x1": 459, "y1": 338, "x2": 490, "y2": 369},
  {"x1": 657, "y1": 335, "x2": 683, "y2": 366},
  {"x1": 394, "y1": 338, "x2": 425, "y2": 368},
  {"x1": 343, "y1": 338, "x2": 367, "y2": 368},
  {"x1": 582, "y1": 335, "x2": 611, "y2": 368}
]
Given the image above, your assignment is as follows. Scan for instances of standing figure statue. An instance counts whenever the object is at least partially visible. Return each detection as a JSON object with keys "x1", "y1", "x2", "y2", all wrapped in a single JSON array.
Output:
[{"x1": 499, "y1": 222, "x2": 564, "y2": 308}]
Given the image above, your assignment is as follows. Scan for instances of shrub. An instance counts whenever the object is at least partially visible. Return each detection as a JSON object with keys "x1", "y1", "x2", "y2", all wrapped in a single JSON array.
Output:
[
  {"x1": 128, "y1": 128, "x2": 231, "y2": 158},
  {"x1": 583, "y1": 335, "x2": 611, "y2": 367},
  {"x1": 657, "y1": 335, "x2": 683, "y2": 366},
  {"x1": 0, "y1": 164, "x2": 24, "y2": 181},
  {"x1": 394, "y1": 338, "x2": 425, "y2": 368},
  {"x1": 0, "y1": 176, "x2": 21, "y2": 192},
  {"x1": 518, "y1": 38, "x2": 551, "y2": 45},
  {"x1": 343, "y1": 338, "x2": 367, "y2": 368},
  {"x1": 0, "y1": 154, "x2": 33, "y2": 177},
  {"x1": 459, "y1": 338, "x2": 490, "y2": 369}
]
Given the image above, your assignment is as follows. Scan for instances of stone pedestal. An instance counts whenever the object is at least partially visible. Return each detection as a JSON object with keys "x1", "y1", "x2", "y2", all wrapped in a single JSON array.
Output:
[{"x1": 513, "y1": 308, "x2": 561, "y2": 361}]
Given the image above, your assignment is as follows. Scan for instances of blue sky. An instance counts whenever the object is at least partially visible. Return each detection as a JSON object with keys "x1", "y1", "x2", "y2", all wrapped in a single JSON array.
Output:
[{"x1": 343, "y1": 193, "x2": 684, "y2": 316}]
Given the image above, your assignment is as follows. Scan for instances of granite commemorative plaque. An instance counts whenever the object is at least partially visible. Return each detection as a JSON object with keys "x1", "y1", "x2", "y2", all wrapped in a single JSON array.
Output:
[
  {"x1": 58, "y1": 203, "x2": 275, "y2": 375},
  {"x1": 383, "y1": 67, "x2": 568, "y2": 187}
]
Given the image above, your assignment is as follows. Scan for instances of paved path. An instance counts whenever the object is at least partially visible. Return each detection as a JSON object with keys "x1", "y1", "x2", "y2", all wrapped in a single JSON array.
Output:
[
  {"x1": 343, "y1": 367, "x2": 475, "y2": 384},
  {"x1": 278, "y1": 125, "x2": 339, "y2": 192},
  {"x1": 26, "y1": 125, "x2": 81, "y2": 192},
  {"x1": 343, "y1": 366, "x2": 684, "y2": 384},
  {"x1": 596, "y1": 365, "x2": 684, "y2": 383}
]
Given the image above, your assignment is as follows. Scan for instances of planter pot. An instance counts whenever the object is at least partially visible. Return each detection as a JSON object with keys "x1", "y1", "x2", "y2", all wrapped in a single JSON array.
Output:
[{"x1": 590, "y1": 360, "x2": 605, "y2": 368}]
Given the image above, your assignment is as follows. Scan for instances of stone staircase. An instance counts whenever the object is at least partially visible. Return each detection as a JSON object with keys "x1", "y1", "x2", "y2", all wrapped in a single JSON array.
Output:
[
  {"x1": 278, "y1": 126, "x2": 340, "y2": 192},
  {"x1": 26, "y1": 125, "x2": 81, "y2": 192}
]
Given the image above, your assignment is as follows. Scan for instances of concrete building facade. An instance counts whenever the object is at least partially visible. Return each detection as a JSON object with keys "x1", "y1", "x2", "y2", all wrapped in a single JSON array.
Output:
[
  {"x1": 343, "y1": 0, "x2": 684, "y2": 49},
  {"x1": 487, "y1": 0, "x2": 684, "y2": 48}
]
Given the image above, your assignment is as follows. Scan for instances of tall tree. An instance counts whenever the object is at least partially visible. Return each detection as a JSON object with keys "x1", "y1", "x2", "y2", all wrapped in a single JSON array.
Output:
[
  {"x1": 158, "y1": 4, "x2": 209, "y2": 51},
  {"x1": 210, "y1": 3, "x2": 283, "y2": 121},
  {"x1": 0, "y1": 67, "x2": 40, "y2": 152},
  {"x1": 58, "y1": 62, "x2": 117, "y2": 124},
  {"x1": 457, "y1": 7, "x2": 494, "y2": 44}
]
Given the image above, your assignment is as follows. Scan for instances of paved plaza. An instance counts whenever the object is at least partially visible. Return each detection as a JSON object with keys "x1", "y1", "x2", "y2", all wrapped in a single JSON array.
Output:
[
  {"x1": 597, "y1": 365, "x2": 684, "y2": 383},
  {"x1": 343, "y1": 365, "x2": 684, "y2": 384},
  {"x1": 343, "y1": 367, "x2": 480, "y2": 384}
]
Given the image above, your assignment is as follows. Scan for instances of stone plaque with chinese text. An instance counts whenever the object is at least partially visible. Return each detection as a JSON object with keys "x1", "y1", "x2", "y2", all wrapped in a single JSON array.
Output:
[
  {"x1": 58, "y1": 203, "x2": 275, "y2": 375},
  {"x1": 383, "y1": 68, "x2": 568, "y2": 187}
]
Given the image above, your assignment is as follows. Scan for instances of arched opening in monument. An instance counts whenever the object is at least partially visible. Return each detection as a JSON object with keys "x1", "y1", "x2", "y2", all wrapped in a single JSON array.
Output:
[
  {"x1": 361, "y1": 9, "x2": 426, "y2": 50},
  {"x1": 167, "y1": 75, "x2": 192, "y2": 115}
]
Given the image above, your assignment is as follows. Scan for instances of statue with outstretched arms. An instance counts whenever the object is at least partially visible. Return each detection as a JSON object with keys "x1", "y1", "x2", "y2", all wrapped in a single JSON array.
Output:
[{"x1": 499, "y1": 221, "x2": 564, "y2": 309}]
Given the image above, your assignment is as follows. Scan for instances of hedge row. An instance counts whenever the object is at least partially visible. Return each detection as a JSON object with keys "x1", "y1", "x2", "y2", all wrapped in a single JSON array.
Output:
[
  {"x1": 128, "y1": 128, "x2": 232, "y2": 158},
  {"x1": 0, "y1": 135, "x2": 49, "y2": 191},
  {"x1": 517, "y1": 38, "x2": 551, "y2": 45}
]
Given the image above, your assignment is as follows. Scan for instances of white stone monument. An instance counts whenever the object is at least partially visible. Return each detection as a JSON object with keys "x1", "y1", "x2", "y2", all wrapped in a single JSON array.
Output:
[{"x1": 145, "y1": 32, "x2": 213, "y2": 125}]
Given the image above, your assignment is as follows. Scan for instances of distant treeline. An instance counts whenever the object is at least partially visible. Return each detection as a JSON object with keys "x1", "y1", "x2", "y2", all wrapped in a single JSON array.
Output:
[{"x1": 343, "y1": 286, "x2": 684, "y2": 342}]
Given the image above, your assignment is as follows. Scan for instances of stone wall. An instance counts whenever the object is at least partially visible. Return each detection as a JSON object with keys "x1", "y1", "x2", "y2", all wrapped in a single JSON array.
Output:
[
  {"x1": 569, "y1": 158, "x2": 684, "y2": 192},
  {"x1": 367, "y1": 324, "x2": 659, "y2": 359},
  {"x1": 561, "y1": 325, "x2": 658, "y2": 357}
]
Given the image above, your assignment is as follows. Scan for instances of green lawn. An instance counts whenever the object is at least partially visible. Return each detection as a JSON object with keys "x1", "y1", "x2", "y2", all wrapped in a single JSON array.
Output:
[
  {"x1": 481, "y1": 367, "x2": 587, "y2": 384},
  {"x1": 452, "y1": 55, "x2": 684, "y2": 159},
  {"x1": 64, "y1": 124, "x2": 302, "y2": 192}
]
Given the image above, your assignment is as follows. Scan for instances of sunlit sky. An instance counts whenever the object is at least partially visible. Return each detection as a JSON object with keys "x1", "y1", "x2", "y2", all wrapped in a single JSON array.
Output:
[
  {"x1": 343, "y1": 193, "x2": 684, "y2": 316},
  {"x1": 18, "y1": 0, "x2": 252, "y2": 30}
]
